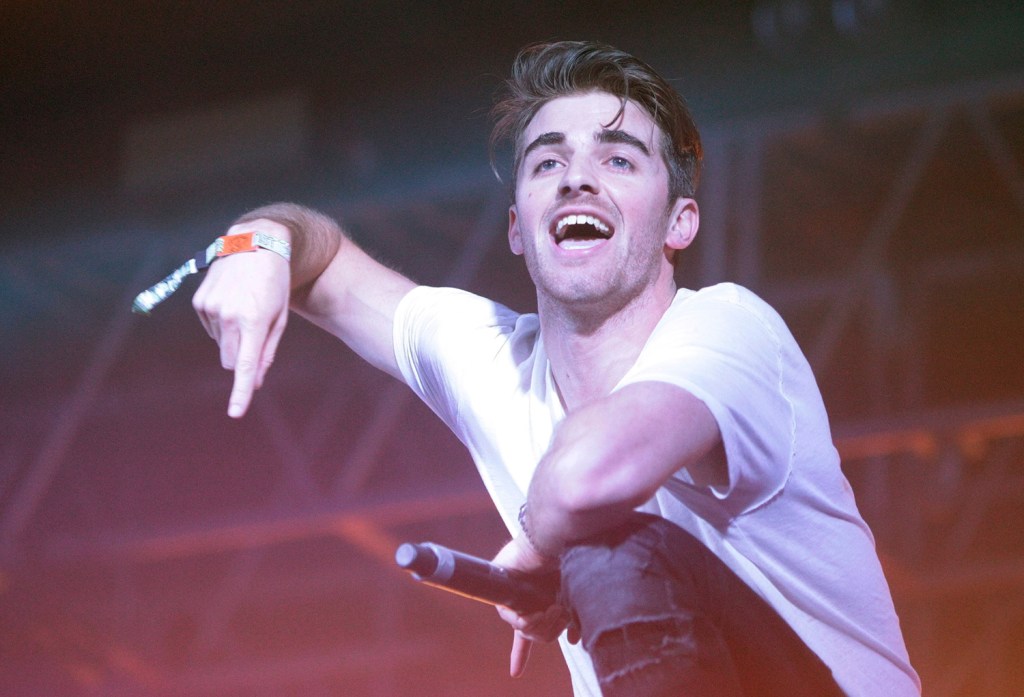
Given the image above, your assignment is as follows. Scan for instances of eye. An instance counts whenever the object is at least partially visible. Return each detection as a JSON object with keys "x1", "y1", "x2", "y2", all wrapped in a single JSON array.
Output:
[
  {"x1": 535, "y1": 158, "x2": 560, "y2": 173},
  {"x1": 608, "y1": 156, "x2": 633, "y2": 170}
]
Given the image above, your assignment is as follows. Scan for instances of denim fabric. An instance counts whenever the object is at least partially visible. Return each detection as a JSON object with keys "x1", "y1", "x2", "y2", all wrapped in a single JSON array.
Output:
[{"x1": 559, "y1": 513, "x2": 846, "y2": 697}]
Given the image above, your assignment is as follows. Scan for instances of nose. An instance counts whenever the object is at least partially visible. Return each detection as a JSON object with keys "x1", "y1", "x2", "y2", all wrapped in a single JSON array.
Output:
[{"x1": 559, "y1": 157, "x2": 599, "y2": 197}]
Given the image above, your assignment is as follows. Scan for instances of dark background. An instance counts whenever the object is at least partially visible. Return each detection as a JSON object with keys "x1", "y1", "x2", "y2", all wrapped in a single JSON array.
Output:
[{"x1": 2, "y1": 2, "x2": 1023, "y2": 695}]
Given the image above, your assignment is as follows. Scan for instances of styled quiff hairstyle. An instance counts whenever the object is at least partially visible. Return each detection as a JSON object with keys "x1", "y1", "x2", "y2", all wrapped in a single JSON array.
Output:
[{"x1": 490, "y1": 41, "x2": 703, "y2": 201}]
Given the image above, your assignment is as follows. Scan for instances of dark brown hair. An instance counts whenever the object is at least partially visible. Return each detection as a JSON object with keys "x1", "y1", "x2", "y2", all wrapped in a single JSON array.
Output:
[{"x1": 490, "y1": 41, "x2": 703, "y2": 200}]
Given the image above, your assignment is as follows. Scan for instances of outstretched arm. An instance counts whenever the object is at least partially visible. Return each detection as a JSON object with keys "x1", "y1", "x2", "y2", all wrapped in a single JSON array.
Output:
[{"x1": 192, "y1": 203, "x2": 416, "y2": 418}]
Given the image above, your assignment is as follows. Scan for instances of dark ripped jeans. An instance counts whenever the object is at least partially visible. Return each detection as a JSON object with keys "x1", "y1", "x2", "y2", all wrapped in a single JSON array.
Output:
[{"x1": 558, "y1": 513, "x2": 846, "y2": 697}]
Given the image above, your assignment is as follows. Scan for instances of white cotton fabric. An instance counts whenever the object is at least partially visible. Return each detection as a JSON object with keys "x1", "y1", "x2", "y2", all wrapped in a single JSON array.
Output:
[{"x1": 393, "y1": 282, "x2": 920, "y2": 697}]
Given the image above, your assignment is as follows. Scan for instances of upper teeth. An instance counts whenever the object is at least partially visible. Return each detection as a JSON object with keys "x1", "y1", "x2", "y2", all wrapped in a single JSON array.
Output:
[{"x1": 556, "y1": 214, "x2": 609, "y2": 235}]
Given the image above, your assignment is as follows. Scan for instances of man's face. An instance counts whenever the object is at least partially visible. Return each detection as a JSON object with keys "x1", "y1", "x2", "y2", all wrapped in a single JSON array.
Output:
[{"x1": 508, "y1": 91, "x2": 696, "y2": 315}]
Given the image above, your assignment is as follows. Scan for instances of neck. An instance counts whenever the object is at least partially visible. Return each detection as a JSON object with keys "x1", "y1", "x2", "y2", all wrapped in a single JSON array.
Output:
[{"x1": 541, "y1": 283, "x2": 677, "y2": 410}]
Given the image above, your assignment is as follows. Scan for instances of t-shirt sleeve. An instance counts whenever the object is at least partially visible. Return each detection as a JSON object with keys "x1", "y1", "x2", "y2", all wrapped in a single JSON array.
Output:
[
  {"x1": 618, "y1": 287, "x2": 796, "y2": 518},
  {"x1": 392, "y1": 285, "x2": 526, "y2": 435}
]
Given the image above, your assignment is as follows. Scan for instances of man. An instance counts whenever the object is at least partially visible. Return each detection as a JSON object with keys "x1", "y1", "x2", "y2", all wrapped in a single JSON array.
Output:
[{"x1": 190, "y1": 41, "x2": 919, "y2": 695}]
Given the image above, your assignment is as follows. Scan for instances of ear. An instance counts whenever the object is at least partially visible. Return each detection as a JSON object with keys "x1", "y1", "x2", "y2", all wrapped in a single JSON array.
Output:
[
  {"x1": 508, "y1": 205, "x2": 524, "y2": 256},
  {"x1": 665, "y1": 197, "x2": 699, "y2": 252}
]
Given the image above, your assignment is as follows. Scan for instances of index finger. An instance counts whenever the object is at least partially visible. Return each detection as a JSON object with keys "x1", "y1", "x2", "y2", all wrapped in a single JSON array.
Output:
[
  {"x1": 510, "y1": 631, "x2": 532, "y2": 678},
  {"x1": 227, "y1": 328, "x2": 263, "y2": 418}
]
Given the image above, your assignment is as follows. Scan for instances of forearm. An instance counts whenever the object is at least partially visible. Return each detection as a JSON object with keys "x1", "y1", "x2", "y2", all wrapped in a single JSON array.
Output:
[
  {"x1": 523, "y1": 382, "x2": 722, "y2": 557},
  {"x1": 522, "y1": 416, "x2": 654, "y2": 559}
]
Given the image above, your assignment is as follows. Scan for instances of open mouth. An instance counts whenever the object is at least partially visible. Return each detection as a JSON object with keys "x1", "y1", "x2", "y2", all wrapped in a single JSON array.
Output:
[{"x1": 553, "y1": 214, "x2": 612, "y2": 249}]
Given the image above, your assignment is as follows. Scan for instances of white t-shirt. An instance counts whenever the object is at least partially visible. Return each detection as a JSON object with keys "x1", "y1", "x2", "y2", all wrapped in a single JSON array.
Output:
[{"x1": 393, "y1": 282, "x2": 921, "y2": 697}]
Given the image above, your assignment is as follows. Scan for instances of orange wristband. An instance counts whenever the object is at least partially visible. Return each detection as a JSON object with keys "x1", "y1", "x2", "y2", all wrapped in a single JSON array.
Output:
[{"x1": 131, "y1": 231, "x2": 290, "y2": 315}]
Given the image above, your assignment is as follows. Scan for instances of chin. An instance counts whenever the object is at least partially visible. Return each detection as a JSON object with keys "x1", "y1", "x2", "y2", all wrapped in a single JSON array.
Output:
[{"x1": 543, "y1": 279, "x2": 625, "y2": 309}]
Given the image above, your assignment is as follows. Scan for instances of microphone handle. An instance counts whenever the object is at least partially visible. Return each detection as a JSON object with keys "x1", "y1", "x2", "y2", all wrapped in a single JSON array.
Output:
[{"x1": 395, "y1": 541, "x2": 558, "y2": 614}]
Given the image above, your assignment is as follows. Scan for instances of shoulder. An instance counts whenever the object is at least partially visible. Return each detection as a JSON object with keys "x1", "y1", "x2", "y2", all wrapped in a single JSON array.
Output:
[
  {"x1": 671, "y1": 283, "x2": 781, "y2": 322},
  {"x1": 395, "y1": 286, "x2": 542, "y2": 370},
  {"x1": 653, "y1": 283, "x2": 788, "y2": 348},
  {"x1": 398, "y1": 286, "x2": 535, "y2": 335},
  {"x1": 401, "y1": 285, "x2": 512, "y2": 314}
]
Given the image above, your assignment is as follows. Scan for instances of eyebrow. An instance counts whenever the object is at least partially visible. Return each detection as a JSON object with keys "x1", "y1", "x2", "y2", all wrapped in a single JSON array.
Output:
[
  {"x1": 597, "y1": 128, "x2": 651, "y2": 156},
  {"x1": 522, "y1": 132, "x2": 565, "y2": 160},
  {"x1": 521, "y1": 128, "x2": 652, "y2": 162}
]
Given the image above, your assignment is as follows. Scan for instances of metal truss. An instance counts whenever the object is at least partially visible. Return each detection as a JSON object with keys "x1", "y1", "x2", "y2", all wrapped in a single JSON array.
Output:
[{"x1": 1, "y1": 69, "x2": 1022, "y2": 695}]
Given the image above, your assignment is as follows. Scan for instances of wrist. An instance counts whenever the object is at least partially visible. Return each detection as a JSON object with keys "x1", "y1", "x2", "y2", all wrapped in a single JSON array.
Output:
[
  {"x1": 131, "y1": 229, "x2": 291, "y2": 316},
  {"x1": 214, "y1": 230, "x2": 291, "y2": 262},
  {"x1": 518, "y1": 502, "x2": 562, "y2": 562},
  {"x1": 227, "y1": 217, "x2": 293, "y2": 244},
  {"x1": 510, "y1": 534, "x2": 559, "y2": 575}
]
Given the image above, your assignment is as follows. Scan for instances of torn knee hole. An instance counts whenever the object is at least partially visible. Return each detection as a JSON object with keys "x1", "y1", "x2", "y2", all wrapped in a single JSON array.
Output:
[{"x1": 593, "y1": 618, "x2": 696, "y2": 656}]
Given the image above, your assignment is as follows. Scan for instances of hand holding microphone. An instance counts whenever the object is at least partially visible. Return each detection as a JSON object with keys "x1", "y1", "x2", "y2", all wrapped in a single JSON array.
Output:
[{"x1": 395, "y1": 541, "x2": 559, "y2": 614}]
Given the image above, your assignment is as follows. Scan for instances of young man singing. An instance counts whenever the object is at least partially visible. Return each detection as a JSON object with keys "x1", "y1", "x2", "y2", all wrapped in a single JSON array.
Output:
[{"x1": 187, "y1": 41, "x2": 920, "y2": 696}]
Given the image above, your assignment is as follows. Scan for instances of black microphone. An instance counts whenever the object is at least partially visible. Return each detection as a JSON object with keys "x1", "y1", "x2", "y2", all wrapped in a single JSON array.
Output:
[{"x1": 395, "y1": 541, "x2": 558, "y2": 614}]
